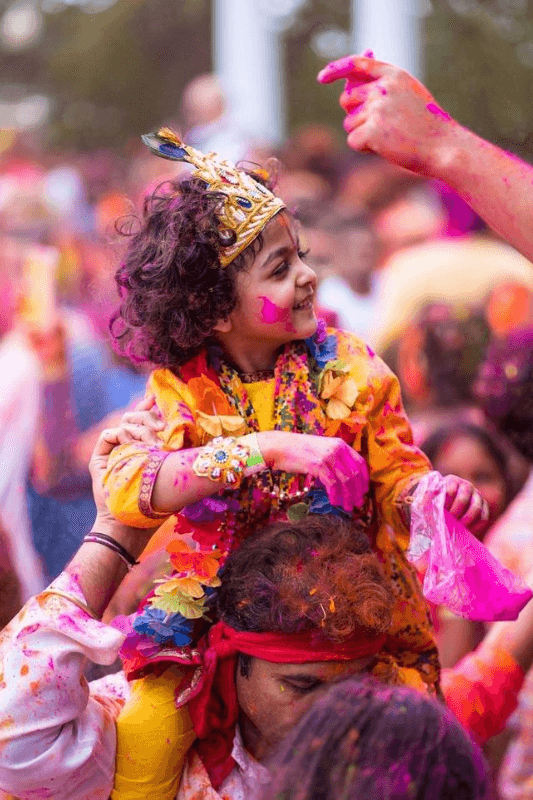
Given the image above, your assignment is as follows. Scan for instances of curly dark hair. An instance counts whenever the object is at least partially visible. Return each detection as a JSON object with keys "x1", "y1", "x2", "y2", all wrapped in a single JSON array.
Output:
[
  {"x1": 217, "y1": 515, "x2": 393, "y2": 643},
  {"x1": 264, "y1": 677, "x2": 491, "y2": 800},
  {"x1": 110, "y1": 170, "x2": 274, "y2": 369}
]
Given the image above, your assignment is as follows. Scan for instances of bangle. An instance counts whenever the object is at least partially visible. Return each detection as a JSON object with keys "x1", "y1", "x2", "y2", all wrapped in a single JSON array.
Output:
[
  {"x1": 39, "y1": 589, "x2": 99, "y2": 620},
  {"x1": 83, "y1": 532, "x2": 139, "y2": 571},
  {"x1": 192, "y1": 436, "x2": 250, "y2": 488},
  {"x1": 240, "y1": 432, "x2": 266, "y2": 475}
]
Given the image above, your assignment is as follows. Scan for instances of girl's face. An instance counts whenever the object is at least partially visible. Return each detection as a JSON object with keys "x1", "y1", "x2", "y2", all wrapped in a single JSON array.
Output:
[
  {"x1": 433, "y1": 434, "x2": 507, "y2": 533},
  {"x1": 225, "y1": 212, "x2": 318, "y2": 350}
]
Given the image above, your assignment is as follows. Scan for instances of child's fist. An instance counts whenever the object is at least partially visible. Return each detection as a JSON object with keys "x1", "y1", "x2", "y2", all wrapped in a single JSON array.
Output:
[{"x1": 443, "y1": 475, "x2": 489, "y2": 537}]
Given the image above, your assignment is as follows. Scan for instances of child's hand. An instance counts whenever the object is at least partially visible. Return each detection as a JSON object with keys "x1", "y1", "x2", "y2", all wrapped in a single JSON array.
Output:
[
  {"x1": 260, "y1": 431, "x2": 369, "y2": 512},
  {"x1": 117, "y1": 395, "x2": 166, "y2": 448},
  {"x1": 442, "y1": 475, "x2": 489, "y2": 535}
]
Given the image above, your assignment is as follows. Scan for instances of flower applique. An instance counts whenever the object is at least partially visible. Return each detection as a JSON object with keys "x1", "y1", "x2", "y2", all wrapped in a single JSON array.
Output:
[
  {"x1": 188, "y1": 376, "x2": 246, "y2": 442},
  {"x1": 133, "y1": 607, "x2": 195, "y2": 646},
  {"x1": 148, "y1": 540, "x2": 222, "y2": 620},
  {"x1": 319, "y1": 359, "x2": 359, "y2": 420}
]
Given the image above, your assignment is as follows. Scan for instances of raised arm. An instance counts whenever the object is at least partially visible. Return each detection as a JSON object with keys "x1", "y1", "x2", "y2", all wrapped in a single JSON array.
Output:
[
  {"x1": 0, "y1": 424, "x2": 160, "y2": 800},
  {"x1": 318, "y1": 54, "x2": 533, "y2": 264}
]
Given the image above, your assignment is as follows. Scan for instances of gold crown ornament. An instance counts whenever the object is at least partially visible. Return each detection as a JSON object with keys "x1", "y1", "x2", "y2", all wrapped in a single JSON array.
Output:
[{"x1": 141, "y1": 127, "x2": 285, "y2": 267}]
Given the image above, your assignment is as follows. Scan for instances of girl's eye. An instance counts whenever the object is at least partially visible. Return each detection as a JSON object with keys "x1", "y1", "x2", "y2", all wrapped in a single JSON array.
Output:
[
  {"x1": 298, "y1": 248, "x2": 310, "y2": 260},
  {"x1": 272, "y1": 261, "x2": 289, "y2": 277}
]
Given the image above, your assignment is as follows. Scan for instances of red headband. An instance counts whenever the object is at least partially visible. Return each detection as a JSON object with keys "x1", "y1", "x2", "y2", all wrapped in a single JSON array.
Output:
[{"x1": 184, "y1": 621, "x2": 386, "y2": 789}]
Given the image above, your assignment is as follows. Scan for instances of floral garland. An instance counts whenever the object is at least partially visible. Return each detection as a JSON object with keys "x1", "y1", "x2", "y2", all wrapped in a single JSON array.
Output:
[{"x1": 127, "y1": 321, "x2": 370, "y2": 659}]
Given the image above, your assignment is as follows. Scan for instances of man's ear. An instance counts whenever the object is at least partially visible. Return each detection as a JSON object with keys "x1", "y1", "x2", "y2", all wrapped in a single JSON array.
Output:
[{"x1": 213, "y1": 317, "x2": 232, "y2": 334}]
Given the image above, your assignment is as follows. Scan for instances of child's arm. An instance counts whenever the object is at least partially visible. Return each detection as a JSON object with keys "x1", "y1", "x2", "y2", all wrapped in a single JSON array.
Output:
[
  {"x1": 103, "y1": 368, "x2": 230, "y2": 527},
  {"x1": 361, "y1": 352, "x2": 431, "y2": 550}
]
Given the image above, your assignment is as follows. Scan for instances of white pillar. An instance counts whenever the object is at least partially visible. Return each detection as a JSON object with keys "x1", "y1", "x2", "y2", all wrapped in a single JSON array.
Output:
[
  {"x1": 351, "y1": 0, "x2": 423, "y2": 78},
  {"x1": 213, "y1": 0, "x2": 284, "y2": 146}
]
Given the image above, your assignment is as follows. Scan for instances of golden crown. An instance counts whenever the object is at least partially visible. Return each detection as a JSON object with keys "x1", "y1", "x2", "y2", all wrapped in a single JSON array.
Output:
[{"x1": 141, "y1": 128, "x2": 285, "y2": 267}]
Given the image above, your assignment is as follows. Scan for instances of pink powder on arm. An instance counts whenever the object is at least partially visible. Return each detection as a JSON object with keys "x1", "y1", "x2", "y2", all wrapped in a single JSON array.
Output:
[{"x1": 426, "y1": 102, "x2": 452, "y2": 122}]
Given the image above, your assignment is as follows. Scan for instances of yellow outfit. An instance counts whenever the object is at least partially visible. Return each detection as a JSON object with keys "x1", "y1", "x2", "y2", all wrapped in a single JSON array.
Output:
[{"x1": 104, "y1": 330, "x2": 436, "y2": 800}]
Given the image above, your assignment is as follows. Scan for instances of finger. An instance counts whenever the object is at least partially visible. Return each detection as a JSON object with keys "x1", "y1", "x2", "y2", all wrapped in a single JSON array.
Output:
[
  {"x1": 320, "y1": 464, "x2": 346, "y2": 510},
  {"x1": 121, "y1": 410, "x2": 165, "y2": 430},
  {"x1": 120, "y1": 423, "x2": 161, "y2": 447},
  {"x1": 445, "y1": 480, "x2": 474, "y2": 519},
  {"x1": 334, "y1": 450, "x2": 367, "y2": 507},
  {"x1": 91, "y1": 426, "x2": 127, "y2": 459},
  {"x1": 346, "y1": 122, "x2": 374, "y2": 153},
  {"x1": 329, "y1": 455, "x2": 362, "y2": 511},
  {"x1": 340, "y1": 83, "x2": 371, "y2": 112},
  {"x1": 458, "y1": 491, "x2": 485, "y2": 529},
  {"x1": 343, "y1": 107, "x2": 369, "y2": 133},
  {"x1": 133, "y1": 394, "x2": 156, "y2": 413},
  {"x1": 317, "y1": 54, "x2": 387, "y2": 85}
]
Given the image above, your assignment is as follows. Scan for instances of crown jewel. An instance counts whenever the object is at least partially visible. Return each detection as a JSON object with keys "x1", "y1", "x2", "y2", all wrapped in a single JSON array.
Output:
[{"x1": 141, "y1": 127, "x2": 285, "y2": 267}]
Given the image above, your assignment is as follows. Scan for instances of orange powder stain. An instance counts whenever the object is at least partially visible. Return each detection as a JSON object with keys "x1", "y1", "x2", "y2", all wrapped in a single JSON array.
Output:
[
  {"x1": 30, "y1": 680, "x2": 40, "y2": 695},
  {"x1": 20, "y1": 664, "x2": 29, "y2": 676},
  {"x1": 0, "y1": 716, "x2": 14, "y2": 730}
]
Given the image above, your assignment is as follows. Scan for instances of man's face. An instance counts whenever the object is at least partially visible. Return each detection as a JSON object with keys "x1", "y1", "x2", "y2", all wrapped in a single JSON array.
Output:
[{"x1": 236, "y1": 656, "x2": 373, "y2": 760}]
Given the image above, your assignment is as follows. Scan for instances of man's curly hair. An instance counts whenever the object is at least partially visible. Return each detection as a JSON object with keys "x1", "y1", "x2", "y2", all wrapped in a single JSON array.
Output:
[
  {"x1": 110, "y1": 170, "x2": 274, "y2": 369},
  {"x1": 217, "y1": 515, "x2": 392, "y2": 643}
]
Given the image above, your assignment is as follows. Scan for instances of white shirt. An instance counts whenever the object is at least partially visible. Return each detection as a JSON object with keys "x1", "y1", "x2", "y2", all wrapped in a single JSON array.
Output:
[{"x1": 0, "y1": 572, "x2": 270, "y2": 800}]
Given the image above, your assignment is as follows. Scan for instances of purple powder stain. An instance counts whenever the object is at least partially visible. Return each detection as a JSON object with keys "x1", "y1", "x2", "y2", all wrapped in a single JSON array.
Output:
[{"x1": 426, "y1": 102, "x2": 451, "y2": 122}]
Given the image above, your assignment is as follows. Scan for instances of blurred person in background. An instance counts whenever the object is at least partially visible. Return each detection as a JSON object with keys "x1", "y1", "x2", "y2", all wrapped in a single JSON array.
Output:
[
  {"x1": 420, "y1": 422, "x2": 513, "y2": 670},
  {"x1": 472, "y1": 325, "x2": 533, "y2": 799},
  {"x1": 263, "y1": 677, "x2": 492, "y2": 800},
  {"x1": 0, "y1": 233, "x2": 45, "y2": 605},
  {"x1": 298, "y1": 203, "x2": 381, "y2": 344},
  {"x1": 181, "y1": 73, "x2": 254, "y2": 164}
]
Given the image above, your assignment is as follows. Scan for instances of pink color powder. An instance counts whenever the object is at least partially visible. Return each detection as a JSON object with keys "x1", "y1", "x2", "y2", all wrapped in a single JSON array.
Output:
[
  {"x1": 259, "y1": 297, "x2": 296, "y2": 332},
  {"x1": 426, "y1": 102, "x2": 452, "y2": 122}
]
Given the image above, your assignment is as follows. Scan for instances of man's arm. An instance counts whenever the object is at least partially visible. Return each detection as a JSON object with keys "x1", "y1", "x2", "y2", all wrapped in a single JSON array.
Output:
[
  {"x1": 318, "y1": 55, "x2": 533, "y2": 264},
  {"x1": 0, "y1": 424, "x2": 159, "y2": 799}
]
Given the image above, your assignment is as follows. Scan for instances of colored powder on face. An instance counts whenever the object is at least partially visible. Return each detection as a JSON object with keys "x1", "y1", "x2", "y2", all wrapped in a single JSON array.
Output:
[
  {"x1": 426, "y1": 103, "x2": 451, "y2": 122},
  {"x1": 259, "y1": 297, "x2": 296, "y2": 333}
]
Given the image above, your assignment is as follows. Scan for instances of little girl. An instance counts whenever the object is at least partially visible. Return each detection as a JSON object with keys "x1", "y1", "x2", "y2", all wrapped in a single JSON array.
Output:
[{"x1": 103, "y1": 129, "x2": 487, "y2": 799}]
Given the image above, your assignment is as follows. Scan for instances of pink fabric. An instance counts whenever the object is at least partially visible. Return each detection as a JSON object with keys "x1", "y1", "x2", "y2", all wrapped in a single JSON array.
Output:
[{"x1": 407, "y1": 472, "x2": 532, "y2": 621}]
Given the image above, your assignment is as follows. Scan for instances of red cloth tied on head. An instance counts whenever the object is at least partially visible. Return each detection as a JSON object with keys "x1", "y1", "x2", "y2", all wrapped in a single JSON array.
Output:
[{"x1": 186, "y1": 620, "x2": 386, "y2": 788}]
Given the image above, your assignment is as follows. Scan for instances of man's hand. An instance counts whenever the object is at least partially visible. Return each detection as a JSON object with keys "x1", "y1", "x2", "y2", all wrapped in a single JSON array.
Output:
[
  {"x1": 89, "y1": 395, "x2": 163, "y2": 532},
  {"x1": 317, "y1": 54, "x2": 460, "y2": 177}
]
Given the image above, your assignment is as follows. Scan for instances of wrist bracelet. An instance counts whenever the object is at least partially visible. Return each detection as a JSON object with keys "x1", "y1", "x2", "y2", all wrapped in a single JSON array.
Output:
[
  {"x1": 192, "y1": 436, "x2": 250, "y2": 488},
  {"x1": 83, "y1": 532, "x2": 139, "y2": 571},
  {"x1": 240, "y1": 432, "x2": 267, "y2": 475}
]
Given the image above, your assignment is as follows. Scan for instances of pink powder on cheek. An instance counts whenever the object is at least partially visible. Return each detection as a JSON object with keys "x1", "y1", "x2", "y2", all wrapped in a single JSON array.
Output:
[
  {"x1": 426, "y1": 102, "x2": 451, "y2": 122},
  {"x1": 259, "y1": 297, "x2": 296, "y2": 333}
]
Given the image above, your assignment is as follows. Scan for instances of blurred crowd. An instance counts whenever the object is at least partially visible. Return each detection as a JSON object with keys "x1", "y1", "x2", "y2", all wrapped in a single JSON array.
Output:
[{"x1": 3, "y1": 71, "x2": 533, "y2": 797}]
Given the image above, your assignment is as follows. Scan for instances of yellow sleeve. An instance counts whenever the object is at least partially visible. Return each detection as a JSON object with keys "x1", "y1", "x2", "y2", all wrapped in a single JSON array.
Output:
[
  {"x1": 338, "y1": 332, "x2": 431, "y2": 550},
  {"x1": 103, "y1": 369, "x2": 200, "y2": 528},
  {"x1": 112, "y1": 666, "x2": 196, "y2": 800}
]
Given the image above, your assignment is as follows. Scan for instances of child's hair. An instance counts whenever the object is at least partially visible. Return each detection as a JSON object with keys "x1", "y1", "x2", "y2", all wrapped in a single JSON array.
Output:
[
  {"x1": 421, "y1": 422, "x2": 511, "y2": 505},
  {"x1": 110, "y1": 169, "x2": 274, "y2": 369},
  {"x1": 217, "y1": 515, "x2": 392, "y2": 643},
  {"x1": 264, "y1": 677, "x2": 492, "y2": 800}
]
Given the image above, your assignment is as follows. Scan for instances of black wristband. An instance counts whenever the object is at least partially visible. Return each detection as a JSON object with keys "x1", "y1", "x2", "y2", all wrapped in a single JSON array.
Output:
[{"x1": 83, "y1": 532, "x2": 139, "y2": 570}]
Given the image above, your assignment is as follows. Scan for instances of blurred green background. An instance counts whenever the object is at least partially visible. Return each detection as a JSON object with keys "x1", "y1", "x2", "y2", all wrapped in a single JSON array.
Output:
[{"x1": 1, "y1": 0, "x2": 533, "y2": 159}]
